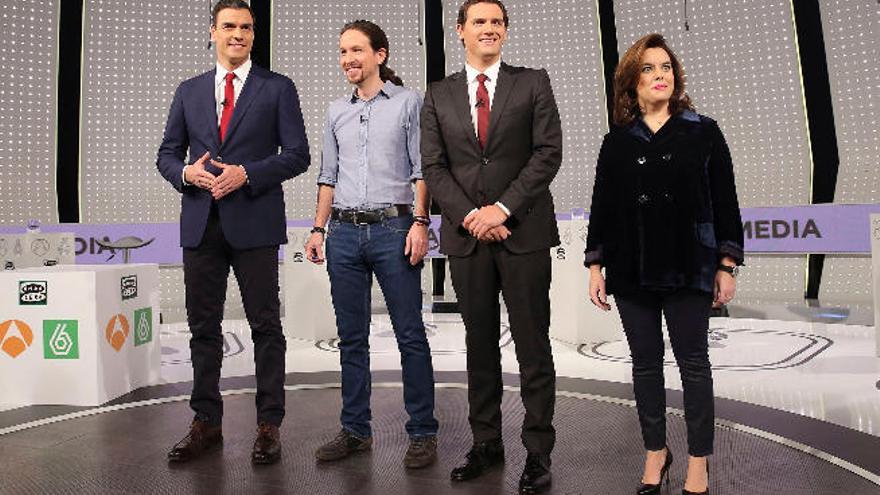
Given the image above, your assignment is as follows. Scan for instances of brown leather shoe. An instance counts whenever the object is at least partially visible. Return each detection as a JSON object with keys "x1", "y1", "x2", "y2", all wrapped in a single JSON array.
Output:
[
  {"x1": 167, "y1": 420, "x2": 223, "y2": 462},
  {"x1": 404, "y1": 435, "x2": 438, "y2": 469},
  {"x1": 252, "y1": 423, "x2": 282, "y2": 465},
  {"x1": 315, "y1": 429, "x2": 372, "y2": 462}
]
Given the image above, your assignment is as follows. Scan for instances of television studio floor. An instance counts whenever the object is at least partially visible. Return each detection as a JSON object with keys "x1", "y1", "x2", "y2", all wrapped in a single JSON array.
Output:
[{"x1": 1, "y1": 306, "x2": 878, "y2": 494}]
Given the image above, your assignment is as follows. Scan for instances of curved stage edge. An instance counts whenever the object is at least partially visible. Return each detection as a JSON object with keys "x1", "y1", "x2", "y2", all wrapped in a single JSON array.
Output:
[{"x1": 0, "y1": 371, "x2": 878, "y2": 494}]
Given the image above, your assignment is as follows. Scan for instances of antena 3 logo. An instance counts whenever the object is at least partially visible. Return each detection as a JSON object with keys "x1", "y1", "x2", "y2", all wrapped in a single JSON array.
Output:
[
  {"x1": 19, "y1": 281, "x2": 48, "y2": 306},
  {"x1": 0, "y1": 320, "x2": 34, "y2": 358},
  {"x1": 121, "y1": 275, "x2": 138, "y2": 300}
]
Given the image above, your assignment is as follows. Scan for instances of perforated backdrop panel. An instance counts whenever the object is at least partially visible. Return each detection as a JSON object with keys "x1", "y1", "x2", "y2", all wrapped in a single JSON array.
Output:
[
  {"x1": 0, "y1": 1, "x2": 59, "y2": 225},
  {"x1": 272, "y1": 1, "x2": 426, "y2": 220},
  {"x1": 80, "y1": 0, "x2": 215, "y2": 223},
  {"x1": 817, "y1": 0, "x2": 878, "y2": 302},
  {"x1": 614, "y1": 0, "x2": 815, "y2": 299},
  {"x1": 442, "y1": 0, "x2": 608, "y2": 212}
]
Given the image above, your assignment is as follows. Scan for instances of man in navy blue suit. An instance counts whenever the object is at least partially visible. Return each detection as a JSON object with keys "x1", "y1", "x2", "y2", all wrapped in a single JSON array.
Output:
[{"x1": 157, "y1": 0, "x2": 309, "y2": 465}]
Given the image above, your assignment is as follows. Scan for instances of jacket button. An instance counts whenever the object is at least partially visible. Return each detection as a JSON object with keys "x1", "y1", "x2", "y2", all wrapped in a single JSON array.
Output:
[
  {"x1": 216, "y1": 155, "x2": 223, "y2": 162},
  {"x1": 637, "y1": 156, "x2": 647, "y2": 165},
  {"x1": 637, "y1": 194, "x2": 650, "y2": 204},
  {"x1": 662, "y1": 153, "x2": 672, "y2": 161},
  {"x1": 663, "y1": 192, "x2": 674, "y2": 202},
  {"x1": 482, "y1": 157, "x2": 489, "y2": 166}
]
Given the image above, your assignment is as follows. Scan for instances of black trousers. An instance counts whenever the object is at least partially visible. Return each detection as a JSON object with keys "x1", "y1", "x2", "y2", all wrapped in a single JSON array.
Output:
[
  {"x1": 449, "y1": 243, "x2": 556, "y2": 455},
  {"x1": 183, "y1": 207, "x2": 286, "y2": 427},
  {"x1": 615, "y1": 290, "x2": 714, "y2": 456}
]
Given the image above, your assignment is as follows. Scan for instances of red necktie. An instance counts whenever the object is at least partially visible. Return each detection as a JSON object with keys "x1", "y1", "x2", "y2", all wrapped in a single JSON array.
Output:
[
  {"x1": 476, "y1": 73, "x2": 490, "y2": 149},
  {"x1": 219, "y1": 72, "x2": 235, "y2": 142}
]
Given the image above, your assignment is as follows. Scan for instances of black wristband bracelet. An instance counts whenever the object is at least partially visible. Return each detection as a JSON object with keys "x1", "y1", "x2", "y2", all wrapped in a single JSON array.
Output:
[
  {"x1": 414, "y1": 216, "x2": 431, "y2": 226},
  {"x1": 310, "y1": 226, "x2": 326, "y2": 235}
]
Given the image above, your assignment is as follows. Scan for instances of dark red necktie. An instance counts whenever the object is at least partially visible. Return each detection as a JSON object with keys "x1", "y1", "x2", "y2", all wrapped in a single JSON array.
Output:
[
  {"x1": 219, "y1": 72, "x2": 235, "y2": 142},
  {"x1": 476, "y1": 73, "x2": 490, "y2": 148}
]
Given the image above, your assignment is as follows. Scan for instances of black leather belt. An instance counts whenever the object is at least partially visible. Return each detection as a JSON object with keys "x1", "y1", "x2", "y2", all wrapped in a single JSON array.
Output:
[{"x1": 331, "y1": 205, "x2": 411, "y2": 224}]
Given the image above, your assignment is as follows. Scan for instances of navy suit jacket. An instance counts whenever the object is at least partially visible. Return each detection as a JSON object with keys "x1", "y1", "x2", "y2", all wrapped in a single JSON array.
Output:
[{"x1": 157, "y1": 64, "x2": 310, "y2": 249}]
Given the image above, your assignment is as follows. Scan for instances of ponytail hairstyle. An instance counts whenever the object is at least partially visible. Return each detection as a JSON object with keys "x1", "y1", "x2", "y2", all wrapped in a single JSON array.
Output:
[{"x1": 340, "y1": 20, "x2": 404, "y2": 86}]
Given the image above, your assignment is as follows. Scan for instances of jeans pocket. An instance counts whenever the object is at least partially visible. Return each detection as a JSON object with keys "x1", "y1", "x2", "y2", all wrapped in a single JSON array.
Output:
[{"x1": 383, "y1": 216, "x2": 413, "y2": 238}]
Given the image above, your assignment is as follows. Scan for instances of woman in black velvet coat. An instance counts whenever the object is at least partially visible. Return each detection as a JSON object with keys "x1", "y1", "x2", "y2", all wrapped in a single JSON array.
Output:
[{"x1": 585, "y1": 34, "x2": 744, "y2": 495}]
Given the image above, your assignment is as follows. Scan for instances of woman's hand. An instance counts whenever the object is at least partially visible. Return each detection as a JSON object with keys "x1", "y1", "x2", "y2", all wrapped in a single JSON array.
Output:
[
  {"x1": 589, "y1": 265, "x2": 611, "y2": 311},
  {"x1": 713, "y1": 259, "x2": 738, "y2": 308}
]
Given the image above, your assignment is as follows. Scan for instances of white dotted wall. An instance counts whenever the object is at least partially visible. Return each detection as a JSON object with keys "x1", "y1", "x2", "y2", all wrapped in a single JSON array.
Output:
[
  {"x1": 0, "y1": 1, "x2": 59, "y2": 225},
  {"x1": 80, "y1": 0, "x2": 214, "y2": 223},
  {"x1": 820, "y1": 0, "x2": 879, "y2": 204},
  {"x1": 614, "y1": 0, "x2": 813, "y2": 208},
  {"x1": 272, "y1": 1, "x2": 426, "y2": 220},
  {"x1": 615, "y1": 0, "x2": 815, "y2": 300},
  {"x1": 442, "y1": 0, "x2": 608, "y2": 212},
  {"x1": 817, "y1": 0, "x2": 878, "y2": 303}
]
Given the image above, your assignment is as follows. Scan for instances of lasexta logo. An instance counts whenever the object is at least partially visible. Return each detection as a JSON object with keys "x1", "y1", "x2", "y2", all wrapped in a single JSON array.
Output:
[
  {"x1": 134, "y1": 308, "x2": 152, "y2": 346},
  {"x1": 43, "y1": 320, "x2": 79, "y2": 359}
]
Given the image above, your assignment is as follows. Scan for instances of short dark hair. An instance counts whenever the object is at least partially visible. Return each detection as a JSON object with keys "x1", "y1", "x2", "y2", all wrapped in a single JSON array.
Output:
[
  {"x1": 341, "y1": 20, "x2": 404, "y2": 86},
  {"x1": 211, "y1": 0, "x2": 255, "y2": 26},
  {"x1": 456, "y1": 0, "x2": 509, "y2": 28}
]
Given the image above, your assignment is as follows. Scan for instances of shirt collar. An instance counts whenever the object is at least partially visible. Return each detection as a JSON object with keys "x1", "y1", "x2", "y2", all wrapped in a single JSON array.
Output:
[
  {"x1": 348, "y1": 79, "x2": 400, "y2": 104},
  {"x1": 465, "y1": 59, "x2": 502, "y2": 84},
  {"x1": 215, "y1": 58, "x2": 252, "y2": 86}
]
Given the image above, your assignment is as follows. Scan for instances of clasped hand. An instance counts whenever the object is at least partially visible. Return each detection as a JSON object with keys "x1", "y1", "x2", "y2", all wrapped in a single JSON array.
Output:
[
  {"x1": 183, "y1": 152, "x2": 246, "y2": 200},
  {"x1": 463, "y1": 205, "x2": 511, "y2": 242}
]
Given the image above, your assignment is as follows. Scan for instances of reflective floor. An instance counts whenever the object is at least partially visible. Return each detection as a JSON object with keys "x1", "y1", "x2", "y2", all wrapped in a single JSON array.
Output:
[
  {"x1": 2, "y1": 309, "x2": 879, "y2": 493},
  {"x1": 155, "y1": 313, "x2": 880, "y2": 437}
]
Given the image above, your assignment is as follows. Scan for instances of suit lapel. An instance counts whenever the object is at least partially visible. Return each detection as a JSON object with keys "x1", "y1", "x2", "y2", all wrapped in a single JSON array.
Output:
[
  {"x1": 485, "y1": 63, "x2": 516, "y2": 151},
  {"x1": 448, "y1": 70, "x2": 482, "y2": 154},
  {"x1": 198, "y1": 70, "x2": 221, "y2": 151},
  {"x1": 220, "y1": 66, "x2": 266, "y2": 150}
]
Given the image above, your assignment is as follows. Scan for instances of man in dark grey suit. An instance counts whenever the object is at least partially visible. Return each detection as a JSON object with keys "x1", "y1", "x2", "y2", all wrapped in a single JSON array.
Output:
[{"x1": 420, "y1": 1, "x2": 562, "y2": 493}]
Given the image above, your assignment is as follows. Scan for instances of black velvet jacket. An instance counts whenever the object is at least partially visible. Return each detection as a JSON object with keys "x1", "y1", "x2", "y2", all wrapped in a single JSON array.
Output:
[{"x1": 584, "y1": 110, "x2": 744, "y2": 295}]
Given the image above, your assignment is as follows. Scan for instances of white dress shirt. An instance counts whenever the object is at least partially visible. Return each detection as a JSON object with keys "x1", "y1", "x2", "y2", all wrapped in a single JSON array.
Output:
[
  {"x1": 462, "y1": 59, "x2": 509, "y2": 218},
  {"x1": 214, "y1": 58, "x2": 252, "y2": 125},
  {"x1": 465, "y1": 59, "x2": 501, "y2": 139},
  {"x1": 182, "y1": 59, "x2": 252, "y2": 186}
]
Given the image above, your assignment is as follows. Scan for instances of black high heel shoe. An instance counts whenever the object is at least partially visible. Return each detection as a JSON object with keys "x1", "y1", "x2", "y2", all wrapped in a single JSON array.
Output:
[
  {"x1": 636, "y1": 447, "x2": 673, "y2": 495},
  {"x1": 681, "y1": 459, "x2": 709, "y2": 495}
]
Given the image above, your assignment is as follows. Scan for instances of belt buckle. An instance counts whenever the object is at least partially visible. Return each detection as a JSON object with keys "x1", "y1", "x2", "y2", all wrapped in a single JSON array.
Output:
[{"x1": 354, "y1": 210, "x2": 369, "y2": 226}]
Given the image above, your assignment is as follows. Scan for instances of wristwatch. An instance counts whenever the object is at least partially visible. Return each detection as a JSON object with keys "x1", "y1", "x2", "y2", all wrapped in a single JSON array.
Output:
[{"x1": 718, "y1": 264, "x2": 739, "y2": 278}]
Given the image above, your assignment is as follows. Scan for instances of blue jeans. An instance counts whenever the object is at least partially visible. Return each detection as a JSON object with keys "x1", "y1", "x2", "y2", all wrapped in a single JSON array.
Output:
[{"x1": 325, "y1": 214, "x2": 438, "y2": 438}]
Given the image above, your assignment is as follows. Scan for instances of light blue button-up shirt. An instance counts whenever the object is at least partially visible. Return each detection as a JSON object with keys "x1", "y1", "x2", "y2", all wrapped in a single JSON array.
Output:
[{"x1": 317, "y1": 80, "x2": 423, "y2": 209}]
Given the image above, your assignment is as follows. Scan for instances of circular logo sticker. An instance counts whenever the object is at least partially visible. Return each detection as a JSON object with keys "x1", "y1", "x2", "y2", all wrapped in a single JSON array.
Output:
[
  {"x1": 0, "y1": 320, "x2": 34, "y2": 358},
  {"x1": 105, "y1": 314, "x2": 130, "y2": 351}
]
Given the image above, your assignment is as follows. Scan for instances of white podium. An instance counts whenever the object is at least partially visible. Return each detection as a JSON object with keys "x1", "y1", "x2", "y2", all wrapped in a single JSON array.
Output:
[
  {"x1": 871, "y1": 214, "x2": 880, "y2": 357},
  {"x1": 550, "y1": 219, "x2": 624, "y2": 345},
  {"x1": 0, "y1": 264, "x2": 161, "y2": 406},
  {"x1": 283, "y1": 227, "x2": 337, "y2": 341}
]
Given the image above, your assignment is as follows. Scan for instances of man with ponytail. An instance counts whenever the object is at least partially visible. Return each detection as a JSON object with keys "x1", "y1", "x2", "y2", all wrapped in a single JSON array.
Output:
[{"x1": 305, "y1": 20, "x2": 438, "y2": 469}]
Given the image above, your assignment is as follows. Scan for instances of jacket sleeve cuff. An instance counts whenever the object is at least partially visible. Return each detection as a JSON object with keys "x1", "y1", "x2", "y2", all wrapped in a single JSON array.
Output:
[
  {"x1": 718, "y1": 240, "x2": 744, "y2": 265},
  {"x1": 584, "y1": 246, "x2": 603, "y2": 267}
]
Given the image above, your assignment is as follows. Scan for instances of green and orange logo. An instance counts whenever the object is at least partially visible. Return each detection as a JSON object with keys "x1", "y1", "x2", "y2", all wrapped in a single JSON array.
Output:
[
  {"x1": 0, "y1": 320, "x2": 34, "y2": 358},
  {"x1": 105, "y1": 314, "x2": 130, "y2": 351}
]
